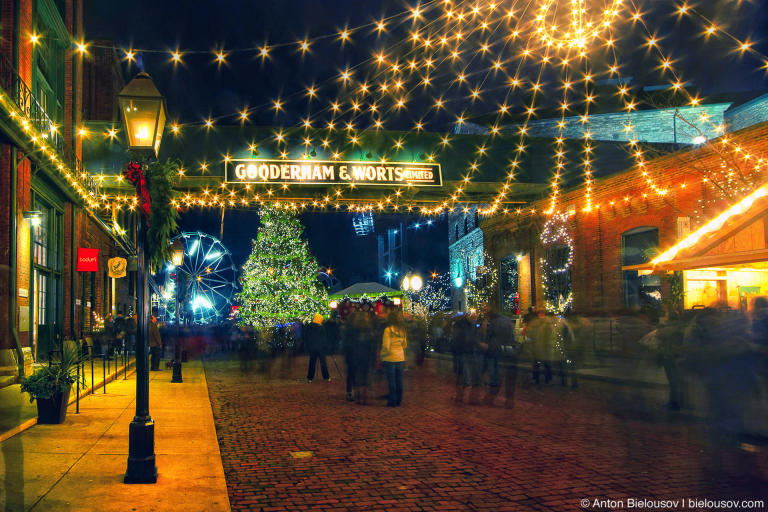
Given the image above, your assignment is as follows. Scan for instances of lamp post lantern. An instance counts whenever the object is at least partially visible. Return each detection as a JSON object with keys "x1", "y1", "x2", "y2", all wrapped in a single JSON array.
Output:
[
  {"x1": 401, "y1": 273, "x2": 423, "y2": 314},
  {"x1": 117, "y1": 72, "x2": 167, "y2": 157},
  {"x1": 170, "y1": 239, "x2": 184, "y2": 383},
  {"x1": 119, "y1": 72, "x2": 166, "y2": 485}
]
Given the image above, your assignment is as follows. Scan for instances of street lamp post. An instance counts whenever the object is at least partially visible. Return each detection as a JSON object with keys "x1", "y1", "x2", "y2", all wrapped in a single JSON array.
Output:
[
  {"x1": 401, "y1": 273, "x2": 423, "y2": 314},
  {"x1": 119, "y1": 72, "x2": 166, "y2": 485},
  {"x1": 170, "y1": 240, "x2": 184, "y2": 383}
]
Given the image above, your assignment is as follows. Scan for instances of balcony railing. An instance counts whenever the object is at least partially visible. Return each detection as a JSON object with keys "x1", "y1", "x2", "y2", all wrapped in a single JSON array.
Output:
[{"x1": 0, "y1": 51, "x2": 98, "y2": 197}]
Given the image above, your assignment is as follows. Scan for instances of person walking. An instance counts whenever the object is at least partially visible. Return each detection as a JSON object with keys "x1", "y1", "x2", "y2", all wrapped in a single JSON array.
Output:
[
  {"x1": 381, "y1": 311, "x2": 408, "y2": 407},
  {"x1": 350, "y1": 311, "x2": 378, "y2": 405},
  {"x1": 450, "y1": 314, "x2": 476, "y2": 403},
  {"x1": 305, "y1": 314, "x2": 330, "y2": 383},
  {"x1": 752, "y1": 296, "x2": 768, "y2": 346},
  {"x1": 529, "y1": 310, "x2": 552, "y2": 384},
  {"x1": 149, "y1": 316, "x2": 163, "y2": 371},
  {"x1": 341, "y1": 313, "x2": 356, "y2": 401},
  {"x1": 550, "y1": 314, "x2": 574, "y2": 386},
  {"x1": 484, "y1": 311, "x2": 517, "y2": 406},
  {"x1": 467, "y1": 311, "x2": 487, "y2": 404}
]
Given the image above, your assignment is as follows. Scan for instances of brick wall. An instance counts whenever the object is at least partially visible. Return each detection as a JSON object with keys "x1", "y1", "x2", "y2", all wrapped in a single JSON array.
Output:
[
  {"x1": 513, "y1": 105, "x2": 730, "y2": 144},
  {"x1": 67, "y1": 209, "x2": 133, "y2": 337},
  {"x1": 458, "y1": 105, "x2": 733, "y2": 144},
  {"x1": 82, "y1": 42, "x2": 124, "y2": 122},
  {"x1": 725, "y1": 94, "x2": 768, "y2": 132},
  {"x1": 0, "y1": 0, "x2": 131, "y2": 355},
  {"x1": 448, "y1": 206, "x2": 485, "y2": 310}
]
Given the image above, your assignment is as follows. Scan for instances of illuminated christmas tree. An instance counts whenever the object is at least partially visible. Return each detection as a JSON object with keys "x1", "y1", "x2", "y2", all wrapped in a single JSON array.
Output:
[
  {"x1": 407, "y1": 272, "x2": 451, "y2": 344},
  {"x1": 464, "y1": 250, "x2": 499, "y2": 312},
  {"x1": 237, "y1": 205, "x2": 328, "y2": 328},
  {"x1": 407, "y1": 272, "x2": 451, "y2": 322}
]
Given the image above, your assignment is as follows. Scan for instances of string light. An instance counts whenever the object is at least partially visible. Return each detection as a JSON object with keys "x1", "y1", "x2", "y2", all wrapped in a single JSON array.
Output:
[{"x1": 80, "y1": 1, "x2": 768, "y2": 221}]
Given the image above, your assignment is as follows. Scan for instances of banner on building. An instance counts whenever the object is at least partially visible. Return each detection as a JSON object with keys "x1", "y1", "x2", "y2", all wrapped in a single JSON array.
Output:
[
  {"x1": 225, "y1": 159, "x2": 442, "y2": 187},
  {"x1": 77, "y1": 248, "x2": 99, "y2": 272},
  {"x1": 108, "y1": 257, "x2": 127, "y2": 278}
]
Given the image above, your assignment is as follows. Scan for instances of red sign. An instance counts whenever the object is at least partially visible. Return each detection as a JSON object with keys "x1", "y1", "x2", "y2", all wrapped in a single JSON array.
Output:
[{"x1": 77, "y1": 248, "x2": 99, "y2": 272}]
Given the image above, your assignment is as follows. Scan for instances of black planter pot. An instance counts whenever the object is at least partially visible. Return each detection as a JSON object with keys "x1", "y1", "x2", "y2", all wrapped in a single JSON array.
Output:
[{"x1": 36, "y1": 386, "x2": 71, "y2": 424}]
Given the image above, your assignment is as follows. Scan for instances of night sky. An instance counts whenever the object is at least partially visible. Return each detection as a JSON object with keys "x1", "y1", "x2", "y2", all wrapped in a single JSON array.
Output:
[{"x1": 84, "y1": 0, "x2": 768, "y2": 286}]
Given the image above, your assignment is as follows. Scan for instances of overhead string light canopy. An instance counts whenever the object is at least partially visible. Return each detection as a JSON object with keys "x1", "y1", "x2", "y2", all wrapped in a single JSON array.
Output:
[{"x1": 72, "y1": 0, "x2": 768, "y2": 217}]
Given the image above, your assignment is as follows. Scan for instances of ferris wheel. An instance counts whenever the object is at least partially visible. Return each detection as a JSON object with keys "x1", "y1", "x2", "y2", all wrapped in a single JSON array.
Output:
[{"x1": 161, "y1": 232, "x2": 238, "y2": 324}]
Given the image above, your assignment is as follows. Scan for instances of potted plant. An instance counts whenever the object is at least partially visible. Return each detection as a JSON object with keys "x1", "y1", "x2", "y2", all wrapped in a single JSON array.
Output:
[{"x1": 20, "y1": 343, "x2": 82, "y2": 424}]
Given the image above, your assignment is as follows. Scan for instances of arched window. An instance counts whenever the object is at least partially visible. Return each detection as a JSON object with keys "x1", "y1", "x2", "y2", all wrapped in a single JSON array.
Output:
[
  {"x1": 455, "y1": 224, "x2": 459, "y2": 240},
  {"x1": 622, "y1": 227, "x2": 661, "y2": 310},
  {"x1": 464, "y1": 217, "x2": 469, "y2": 235}
]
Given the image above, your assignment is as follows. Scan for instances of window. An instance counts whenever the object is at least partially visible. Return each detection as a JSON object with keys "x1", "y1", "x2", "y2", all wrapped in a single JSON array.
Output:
[
  {"x1": 30, "y1": 194, "x2": 62, "y2": 360},
  {"x1": 500, "y1": 256, "x2": 520, "y2": 314},
  {"x1": 464, "y1": 217, "x2": 469, "y2": 235},
  {"x1": 452, "y1": 260, "x2": 463, "y2": 284},
  {"x1": 53, "y1": 0, "x2": 66, "y2": 19},
  {"x1": 473, "y1": 247, "x2": 484, "y2": 279},
  {"x1": 37, "y1": 273, "x2": 48, "y2": 330},
  {"x1": 543, "y1": 245, "x2": 572, "y2": 313},
  {"x1": 32, "y1": 197, "x2": 61, "y2": 272},
  {"x1": 32, "y1": 211, "x2": 49, "y2": 268},
  {"x1": 455, "y1": 224, "x2": 459, "y2": 241},
  {"x1": 33, "y1": 4, "x2": 67, "y2": 125},
  {"x1": 622, "y1": 227, "x2": 661, "y2": 311}
]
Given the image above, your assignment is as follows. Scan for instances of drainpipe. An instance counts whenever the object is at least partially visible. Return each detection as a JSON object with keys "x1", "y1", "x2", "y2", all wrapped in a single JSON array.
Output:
[
  {"x1": 71, "y1": 0, "x2": 80, "y2": 340},
  {"x1": 10, "y1": 0, "x2": 24, "y2": 378},
  {"x1": 10, "y1": 147, "x2": 24, "y2": 377},
  {"x1": 71, "y1": 205, "x2": 76, "y2": 339}
]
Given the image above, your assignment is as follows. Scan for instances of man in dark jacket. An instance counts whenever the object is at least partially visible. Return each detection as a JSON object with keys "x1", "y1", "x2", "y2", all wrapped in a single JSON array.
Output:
[
  {"x1": 451, "y1": 314, "x2": 477, "y2": 403},
  {"x1": 149, "y1": 316, "x2": 163, "y2": 371},
  {"x1": 305, "y1": 314, "x2": 330, "y2": 382}
]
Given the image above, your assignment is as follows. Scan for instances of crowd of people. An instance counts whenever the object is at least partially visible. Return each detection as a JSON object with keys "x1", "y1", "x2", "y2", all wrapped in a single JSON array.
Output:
[
  {"x1": 91, "y1": 297, "x2": 768, "y2": 439},
  {"x1": 209, "y1": 306, "x2": 585, "y2": 409}
]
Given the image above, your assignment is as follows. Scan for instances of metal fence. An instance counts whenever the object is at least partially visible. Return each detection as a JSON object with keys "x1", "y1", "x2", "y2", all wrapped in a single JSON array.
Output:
[{"x1": 0, "y1": 51, "x2": 98, "y2": 197}]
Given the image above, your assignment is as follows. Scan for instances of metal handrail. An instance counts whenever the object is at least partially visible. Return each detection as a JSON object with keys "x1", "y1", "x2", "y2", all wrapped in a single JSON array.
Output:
[{"x1": 0, "y1": 51, "x2": 98, "y2": 197}]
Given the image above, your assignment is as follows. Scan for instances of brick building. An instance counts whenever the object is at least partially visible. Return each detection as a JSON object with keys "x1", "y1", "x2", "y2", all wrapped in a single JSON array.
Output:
[
  {"x1": 82, "y1": 40, "x2": 124, "y2": 122},
  {"x1": 0, "y1": 0, "x2": 132, "y2": 381},
  {"x1": 448, "y1": 83, "x2": 768, "y2": 315},
  {"x1": 476, "y1": 121, "x2": 768, "y2": 316},
  {"x1": 448, "y1": 205, "x2": 484, "y2": 311}
]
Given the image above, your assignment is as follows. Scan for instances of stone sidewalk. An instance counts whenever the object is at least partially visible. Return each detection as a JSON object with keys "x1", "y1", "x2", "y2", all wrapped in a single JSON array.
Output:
[
  {"x1": 0, "y1": 360, "x2": 230, "y2": 512},
  {"x1": 0, "y1": 355, "x2": 135, "y2": 441}
]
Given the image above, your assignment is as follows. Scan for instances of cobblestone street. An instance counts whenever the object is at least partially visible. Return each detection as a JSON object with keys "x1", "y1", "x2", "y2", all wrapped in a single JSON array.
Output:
[{"x1": 203, "y1": 355, "x2": 767, "y2": 512}]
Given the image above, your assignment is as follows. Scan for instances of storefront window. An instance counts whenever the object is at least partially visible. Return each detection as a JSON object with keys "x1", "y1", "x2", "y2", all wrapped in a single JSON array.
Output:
[
  {"x1": 622, "y1": 227, "x2": 661, "y2": 311},
  {"x1": 31, "y1": 195, "x2": 62, "y2": 360}
]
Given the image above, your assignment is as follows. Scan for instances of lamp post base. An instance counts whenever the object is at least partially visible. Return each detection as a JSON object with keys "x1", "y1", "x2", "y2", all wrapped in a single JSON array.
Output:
[
  {"x1": 171, "y1": 361, "x2": 183, "y2": 383},
  {"x1": 124, "y1": 418, "x2": 157, "y2": 484}
]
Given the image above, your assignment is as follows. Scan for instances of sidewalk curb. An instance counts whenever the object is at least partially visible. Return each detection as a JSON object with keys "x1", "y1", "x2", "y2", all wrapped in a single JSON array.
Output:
[
  {"x1": 0, "y1": 359, "x2": 136, "y2": 444},
  {"x1": 427, "y1": 352, "x2": 668, "y2": 390}
]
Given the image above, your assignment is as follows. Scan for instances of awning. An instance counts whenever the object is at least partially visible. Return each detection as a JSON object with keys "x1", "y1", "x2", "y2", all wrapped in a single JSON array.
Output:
[
  {"x1": 332, "y1": 282, "x2": 400, "y2": 297},
  {"x1": 624, "y1": 181, "x2": 768, "y2": 272}
]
